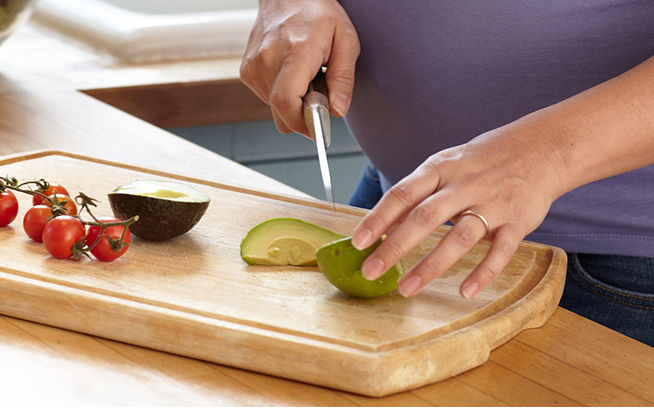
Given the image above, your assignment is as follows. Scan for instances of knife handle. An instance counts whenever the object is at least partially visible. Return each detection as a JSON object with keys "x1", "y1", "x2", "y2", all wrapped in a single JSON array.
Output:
[
  {"x1": 309, "y1": 67, "x2": 328, "y2": 97},
  {"x1": 303, "y1": 67, "x2": 331, "y2": 147},
  {"x1": 303, "y1": 67, "x2": 329, "y2": 109}
]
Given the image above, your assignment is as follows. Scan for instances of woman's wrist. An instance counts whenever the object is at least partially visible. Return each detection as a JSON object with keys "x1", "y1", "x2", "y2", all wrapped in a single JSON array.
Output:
[
  {"x1": 483, "y1": 56, "x2": 654, "y2": 202},
  {"x1": 531, "y1": 56, "x2": 654, "y2": 195}
]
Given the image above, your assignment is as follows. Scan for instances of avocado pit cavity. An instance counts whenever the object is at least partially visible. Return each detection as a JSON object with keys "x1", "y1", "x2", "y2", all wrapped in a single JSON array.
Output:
[
  {"x1": 264, "y1": 237, "x2": 316, "y2": 265},
  {"x1": 109, "y1": 179, "x2": 210, "y2": 241},
  {"x1": 141, "y1": 189, "x2": 188, "y2": 199},
  {"x1": 240, "y1": 218, "x2": 346, "y2": 266}
]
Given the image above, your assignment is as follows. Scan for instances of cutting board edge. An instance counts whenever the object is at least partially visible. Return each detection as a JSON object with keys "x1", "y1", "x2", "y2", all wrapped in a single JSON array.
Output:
[
  {"x1": 0, "y1": 149, "x2": 367, "y2": 216},
  {"x1": 357, "y1": 246, "x2": 568, "y2": 396},
  {"x1": 0, "y1": 150, "x2": 563, "y2": 251},
  {"x1": 0, "y1": 245, "x2": 567, "y2": 397},
  {"x1": 0, "y1": 150, "x2": 570, "y2": 397}
]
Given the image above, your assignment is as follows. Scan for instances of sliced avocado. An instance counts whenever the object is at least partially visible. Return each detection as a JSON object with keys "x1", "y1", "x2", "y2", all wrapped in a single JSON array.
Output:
[
  {"x1": 240, "y1": 217, "x2": 345, "y2": 266},
  {"x1": 316, "y1": 237, "x2": 404, "y2": 298},
  {"x1": 108, "y1": 179, "x2": 210, "y2": 241}
]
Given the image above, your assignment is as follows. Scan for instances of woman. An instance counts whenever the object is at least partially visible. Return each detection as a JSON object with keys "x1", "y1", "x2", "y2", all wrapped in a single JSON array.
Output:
[{"x1": 239, "y1": 0, "x2": 654, "y2": 346}]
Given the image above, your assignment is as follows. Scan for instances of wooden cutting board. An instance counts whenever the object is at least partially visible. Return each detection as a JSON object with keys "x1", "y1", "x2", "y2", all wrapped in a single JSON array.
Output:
[{"x1": 0, "y1": 151, "x2": 566, "y2": 397}]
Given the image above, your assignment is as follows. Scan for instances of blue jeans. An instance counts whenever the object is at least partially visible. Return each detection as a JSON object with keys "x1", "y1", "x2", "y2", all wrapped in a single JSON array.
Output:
[
  {"x1": 349, "y1": 164, "x2": 654, "y2": 346},
  {"x1": 348, "y1": 162, "x2": 383, "y2": 210},
  {"x1": 561, "y1": 253, "x2": 654, "y2": 346}
]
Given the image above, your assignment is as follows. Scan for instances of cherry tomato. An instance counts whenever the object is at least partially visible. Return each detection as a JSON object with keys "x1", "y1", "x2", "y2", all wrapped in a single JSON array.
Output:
[
  {"x1": 86, "y1": 217, "x2": 131, "y2": 262},
  {"x1": 23, "y1": 205, "x2": 54, "y2": 242},
  {"x1": 42, "y1": 216, "x2": 86, "y2": 259},
  {"x1": 33, "y1": 183, "x2": 70, "y2": 206},
  {"x1": 0, "y1": 190, "x2": 19, "y2": 227},
  {"x1": 46, "y1": 194, "x2": 78, "y2": 216}
]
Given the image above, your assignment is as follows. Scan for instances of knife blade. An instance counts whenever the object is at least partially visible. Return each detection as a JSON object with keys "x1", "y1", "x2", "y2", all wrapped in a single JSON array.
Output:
[{"x1": 303, "y1": 67, "x2": 335, "y2": 210}]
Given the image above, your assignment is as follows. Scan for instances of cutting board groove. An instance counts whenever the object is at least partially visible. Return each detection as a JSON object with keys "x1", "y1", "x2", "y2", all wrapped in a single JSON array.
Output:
[{"x1": 0, "y1": 150, "x2": 566, "y2": 396}]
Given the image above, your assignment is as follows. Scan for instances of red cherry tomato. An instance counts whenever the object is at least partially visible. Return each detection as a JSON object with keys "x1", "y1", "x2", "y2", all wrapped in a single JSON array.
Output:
[
  {"x1": 0, "y1": 190, "x2": 19, "y2": 227},
  {"x1": 86, "y1": 217, "x2": 131, "y2": 262},
  {"x1": 46, "y1": 194, "x2": 78, "y2": 216},
  {"x1": 23, "y1": 205, "x2": 54, "y2": 242},
  {"x1": 42, "y1": 216, "x2": 86, "y2": 259},
  {"x1": 33, "y1": 183, "x2": 70, "y2": 206}
]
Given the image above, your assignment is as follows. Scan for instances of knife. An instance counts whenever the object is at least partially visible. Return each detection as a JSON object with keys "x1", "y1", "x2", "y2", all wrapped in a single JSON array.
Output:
[{"x1": 302, "y1": 67, "x2": 336, "y2": 210}]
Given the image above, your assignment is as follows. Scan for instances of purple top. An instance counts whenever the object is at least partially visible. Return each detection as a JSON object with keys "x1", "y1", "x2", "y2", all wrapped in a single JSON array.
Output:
[{"x1": 338, "y1": 0, "x2": 654, "y2": 257}]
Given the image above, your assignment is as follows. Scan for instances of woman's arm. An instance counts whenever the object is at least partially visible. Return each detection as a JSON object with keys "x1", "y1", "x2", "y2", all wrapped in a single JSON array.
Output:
[{"x1": 352, "y1": 56, "x2": 654, "y2": 298}]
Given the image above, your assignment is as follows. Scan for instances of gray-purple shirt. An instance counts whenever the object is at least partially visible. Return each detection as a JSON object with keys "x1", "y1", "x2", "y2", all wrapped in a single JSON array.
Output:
[{"x1": 338, "y1": 0, "x2": 654, "y2": 257}]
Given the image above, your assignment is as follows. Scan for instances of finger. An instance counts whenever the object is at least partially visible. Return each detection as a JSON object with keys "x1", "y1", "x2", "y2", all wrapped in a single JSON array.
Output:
[
  {"x1": 326, "y1": 25, "x2": 360, "y2": 117},
  {"x1": 270, "y1": 49, "x2": 324, "y2": 136},
  {"x1": 239, "y1": 45, "x2": 275, "y2": 105},
  {"x1": 271, "y1": 108, "x2": 291, "y2": 134},
  {"x1": 352, "y1": 160, "x2": 441, "y2": 250},
  {"x1": 382, "y1": 211, "x2": 409, "y2": 237},
  {"x1": 361, "y1": 189, "x2": 462, "y2": 280},
  {"x1": 396, "y1": 210, "x2": 489, "y2": 297},
  {"x1": 459, "y1": 225, "x2": 522, "y2": 299},
  {"x1": 240, "y1": 65, "x2": 272, "y2": 105},
  {"x1": 240, "y1": 68, "x2": 271, "y2": 105}
]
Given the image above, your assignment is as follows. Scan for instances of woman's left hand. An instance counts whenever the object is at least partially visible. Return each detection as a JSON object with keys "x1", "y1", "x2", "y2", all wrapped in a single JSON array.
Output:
[{"x1": 351, "y1": 117, "x2": 570, "y2": 298}]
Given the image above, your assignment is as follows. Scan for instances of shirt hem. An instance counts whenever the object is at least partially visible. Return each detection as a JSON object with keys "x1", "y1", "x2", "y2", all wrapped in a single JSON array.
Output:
[{"x1": 527, "y1": 232, "x2": 654, "y2": 258}]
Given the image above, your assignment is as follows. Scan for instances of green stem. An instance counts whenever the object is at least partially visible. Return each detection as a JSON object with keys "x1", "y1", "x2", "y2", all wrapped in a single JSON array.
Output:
[
  {"x1": 0, "y1": 177, "x2": 56, "y2": 205},
  {"x1": 2, "y1": 176, "x2": 140, "y2": 260}
]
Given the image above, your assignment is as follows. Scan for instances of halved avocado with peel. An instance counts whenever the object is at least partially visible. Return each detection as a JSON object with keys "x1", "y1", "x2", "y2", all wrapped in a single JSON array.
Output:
[
  {"x1": 241, "y1": 218, "x2": 345, "y2": 266},
  {"x1": 316, "y1": 237, "x2": 404, "y2": 298},
  {"x1": 109, "y1": 179, "x2": 210, "y2": 241}
]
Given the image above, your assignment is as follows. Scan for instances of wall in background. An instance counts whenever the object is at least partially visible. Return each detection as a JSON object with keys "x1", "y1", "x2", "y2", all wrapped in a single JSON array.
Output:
[{"x1": 168, "y1": 118, "x2": 368, "y2": 204}]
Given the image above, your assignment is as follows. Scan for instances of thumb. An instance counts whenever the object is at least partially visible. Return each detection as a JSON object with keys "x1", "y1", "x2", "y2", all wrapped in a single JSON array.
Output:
[{"x1": 326, "y1": 25, "x2": 360, "y2": 117}]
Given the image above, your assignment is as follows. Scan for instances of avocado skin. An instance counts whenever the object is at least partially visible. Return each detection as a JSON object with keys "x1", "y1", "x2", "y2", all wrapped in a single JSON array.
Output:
[
  {"x1": 108, "y1": 193, "x2": 209, "y2": 241},
  {"x1": 316, "y1": 237, "x2": 404, "y2": 298}
]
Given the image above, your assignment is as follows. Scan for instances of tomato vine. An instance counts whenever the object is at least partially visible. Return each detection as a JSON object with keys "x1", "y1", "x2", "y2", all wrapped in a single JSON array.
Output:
[{"x1": 0, "y1": 176, "x2": 139, "y2": 260}]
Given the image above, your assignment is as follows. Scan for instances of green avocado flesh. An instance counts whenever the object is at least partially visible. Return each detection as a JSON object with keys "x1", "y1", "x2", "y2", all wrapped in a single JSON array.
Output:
[
  {"x1": 316, "y1": 237, "x2": 404, "y2": 298},
  {"x1": 108, "y1": 180, "x2": 210, "y2": 241},
  {"x1": 240, "y1": 218, "x2": 345, "y2": 266}
]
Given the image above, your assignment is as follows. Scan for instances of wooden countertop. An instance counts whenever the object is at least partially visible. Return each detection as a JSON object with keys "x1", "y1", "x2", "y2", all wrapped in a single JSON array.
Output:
[{"x1": 0, "y1": 21, "x2": 652, "y2": 406}]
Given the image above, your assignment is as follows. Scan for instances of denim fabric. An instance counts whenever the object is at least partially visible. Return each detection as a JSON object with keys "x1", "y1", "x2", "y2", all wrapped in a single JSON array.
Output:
[
  {"x1": 560, "y1": 253, "x2": 654, "y2": 346},
  {"x1": 348, "y1": 162, "x2": 383, "y2": 209}
]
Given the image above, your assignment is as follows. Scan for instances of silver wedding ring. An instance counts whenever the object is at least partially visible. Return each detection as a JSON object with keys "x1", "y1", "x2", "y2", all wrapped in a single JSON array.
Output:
[{"x1": 458, "y1": 209, "x2": 489, "y2": 236}]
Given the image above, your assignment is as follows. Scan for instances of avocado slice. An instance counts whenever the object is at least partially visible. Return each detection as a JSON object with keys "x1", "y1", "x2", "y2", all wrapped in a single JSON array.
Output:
[
  {"x1": 240, "y1": 217, "x2": 345, "y2": 266},
  {"x1": 316, "y1": 237, "x2": 404, "y2": 298},
  {"x1": 108, "y1": 179, "x2": 210, "y2": 241}
]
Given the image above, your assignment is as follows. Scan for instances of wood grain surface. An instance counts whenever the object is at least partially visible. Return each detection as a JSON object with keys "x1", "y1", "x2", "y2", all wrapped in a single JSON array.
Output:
[
  {"x1": 0, "y1": 20, "x2": 652, "y2": 406},
  {"x1": 83, "y1": 80, "x2": 271, "y2": 128},
  {"x1": 0, "y1": 151, "x2": 566, "y2": 397}
]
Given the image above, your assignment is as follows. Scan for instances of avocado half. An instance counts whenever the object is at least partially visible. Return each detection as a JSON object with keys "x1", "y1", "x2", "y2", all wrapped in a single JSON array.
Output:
[
  {"x1": 316, "y1": 237, "x2": 404, "y2": 298},
  {"x1": 240, "y1": 217, "x2": 345, "y2": 266},
  {"x1": 108, "y1": 179, "x2": 210, "y2": 241}
]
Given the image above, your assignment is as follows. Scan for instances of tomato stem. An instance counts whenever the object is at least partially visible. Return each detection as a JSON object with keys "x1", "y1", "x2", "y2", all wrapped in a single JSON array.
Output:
[
  {"x1": 2, "y1": 176, "x2": 139, "y2": 261},
  {"x1": 0, "y1": 177, "x2": 59, "y2": 207},
  {"x1": 75, "y1": 190, "x2": 139, "y2": 256}
]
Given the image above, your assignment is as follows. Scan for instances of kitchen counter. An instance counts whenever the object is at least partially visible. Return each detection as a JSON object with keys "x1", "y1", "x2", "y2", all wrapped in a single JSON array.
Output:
[{"x1": 0, "y1": 22, "x2": 652, "y2": 406}]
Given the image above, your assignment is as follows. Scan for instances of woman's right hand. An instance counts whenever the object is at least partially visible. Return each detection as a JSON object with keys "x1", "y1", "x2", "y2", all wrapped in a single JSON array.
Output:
[{"x1": 239, "y1": 0, "x2": 360, "y2": 137}]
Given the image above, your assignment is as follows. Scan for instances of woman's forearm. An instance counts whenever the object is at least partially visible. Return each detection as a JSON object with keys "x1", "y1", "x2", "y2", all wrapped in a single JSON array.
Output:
[{"x1": 518, "y1": 56, "x2": 654, "y2": 197}]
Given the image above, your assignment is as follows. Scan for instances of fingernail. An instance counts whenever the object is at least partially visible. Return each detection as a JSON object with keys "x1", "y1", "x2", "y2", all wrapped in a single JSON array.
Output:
[
  {"x1": 399, "y1": 275, "x2": 422, "y2": 297},
  {"x1": 332, "y1": 94, "x2": 350, "y2": 117},
  {"x1": 461, "y1": 282, "x2": 480, "y2": 299},
  {"x1": 352, "y1": 228, "x2": 373, "y2": 250},
  {"x1": 362, "y1": 257, "x2": 384, "y2": 280}
]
